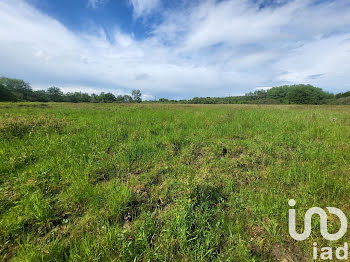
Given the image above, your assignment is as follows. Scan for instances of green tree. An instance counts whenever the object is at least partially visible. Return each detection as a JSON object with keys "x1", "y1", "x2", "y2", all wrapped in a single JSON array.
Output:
[
  {"x1": 47, "y1": 86, "x2": 63, "y2": 102},
  {"x1": 123, "y1": 95, "x2": 133, "y2": 102},
  {"x1": 96, "y1": 92, "x2": 116, "y2": 103},
  {"x1": 0, "y1": 77, "x2": 33, "y2": 101},
  {"x1": 335, "y1": 91, "x2": 350, "y2": 99},
  {"x1": 158, "y1": 98, "x2": 169, "y2": 102},
  {"x1": 266, "y1": 86, "x2": 290, "y2": 103},
  {"x1": 64, "y1": 92, "x2": 91, "y2": 103},
  {"x1": 132, "y1": 89, "x2": 142, "y2": 103},
  {"x1": 104, "y1": 92, "x2": 116, "y2": 103},
  {"x1": 0, "y1": 82, "x2": 17, "y2": 101},
  {"x1": 33, "y1": 90, "x2": 49, "y2": 102},
  {"x1": 266, "y1": 84, "x2": 331, "y2": 104},
  {"x1": 90, "y1": 93, "x2": 99, "y2": 103},
  {"x1": 116, "y1": 95, "x2": 125, "y2": 103}
]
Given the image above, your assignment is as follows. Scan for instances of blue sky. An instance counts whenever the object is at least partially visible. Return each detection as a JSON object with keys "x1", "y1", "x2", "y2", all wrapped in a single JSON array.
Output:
[
  {"x1": 1, "y1": 0, "x2": 350, "y2": 99},
  {"x1": 26, "y1": 0, "x2": 154, "y2": 40}
]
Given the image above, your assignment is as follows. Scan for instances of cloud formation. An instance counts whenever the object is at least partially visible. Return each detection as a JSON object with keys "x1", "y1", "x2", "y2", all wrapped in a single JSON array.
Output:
[
  {"x1": 129, "y1": 0, "x2": 160, "y2": 18},
  {"x1": 87, "y1": 0, "x2": 108, "y2": 8},
  {"x1": 1, "y1": 0, "x2": 350, "y2": 99}
]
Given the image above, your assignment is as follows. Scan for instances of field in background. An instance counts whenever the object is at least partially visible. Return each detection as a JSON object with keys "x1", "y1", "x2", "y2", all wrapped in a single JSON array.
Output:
[{"x1": 1, "y1": 103, "x2": 350, "y2": 261}]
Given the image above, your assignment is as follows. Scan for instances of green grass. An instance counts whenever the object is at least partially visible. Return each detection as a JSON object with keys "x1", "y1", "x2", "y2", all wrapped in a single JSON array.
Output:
[{"x1": 1, "y1": 103, "x2": 350, "y2": 261}]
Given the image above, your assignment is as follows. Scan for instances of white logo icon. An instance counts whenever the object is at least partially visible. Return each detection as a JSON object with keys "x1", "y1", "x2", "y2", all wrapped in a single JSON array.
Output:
[{"x1": 288, "y1": 199, "x2": 347, "y2": 241}]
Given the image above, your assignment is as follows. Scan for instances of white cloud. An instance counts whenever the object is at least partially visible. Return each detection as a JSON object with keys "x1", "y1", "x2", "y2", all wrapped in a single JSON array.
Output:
[
  {"x1": 87, "y1": 0, "x2": 108, "y2": 8},
  {"x1": 129, "y1": 0, "x2": 160, "y2": 18},
  {"x1": 1, "y1": 0, "x2": 350, "y2": 98}
]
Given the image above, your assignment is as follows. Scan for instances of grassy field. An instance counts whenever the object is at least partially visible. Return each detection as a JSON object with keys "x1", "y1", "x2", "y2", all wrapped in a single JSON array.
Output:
[{"x1": 1, "y1": 103, "x2": 350, "y2": 261}]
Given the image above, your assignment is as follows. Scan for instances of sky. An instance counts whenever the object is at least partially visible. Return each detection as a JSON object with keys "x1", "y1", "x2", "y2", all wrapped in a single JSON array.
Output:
[{"x1": 1, "y1": 0, "x2": 350, "y2": 99}]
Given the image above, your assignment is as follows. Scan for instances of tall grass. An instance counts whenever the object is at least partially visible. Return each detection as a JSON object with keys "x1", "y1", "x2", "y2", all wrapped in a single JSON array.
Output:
[{"x1": 1, "y1": 103, "x2": 350, "y2": 261}]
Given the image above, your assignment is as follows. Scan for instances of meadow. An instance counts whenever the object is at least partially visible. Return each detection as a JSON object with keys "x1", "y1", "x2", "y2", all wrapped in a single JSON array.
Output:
[{"x1": 1, "y1": 103, "x2": 350, "y2": 261}]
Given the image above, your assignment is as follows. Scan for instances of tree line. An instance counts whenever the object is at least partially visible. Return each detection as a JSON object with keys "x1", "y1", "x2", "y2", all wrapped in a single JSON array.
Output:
[
  {"x1": 157, "y1": 85, "x2": 350, "y2": 105},
  {"x1": 0, "y1": 77, "x2": 142, "y2": 103},
  {"x1": 1, "y1": 76, "x2": 350, "y2": 105}
]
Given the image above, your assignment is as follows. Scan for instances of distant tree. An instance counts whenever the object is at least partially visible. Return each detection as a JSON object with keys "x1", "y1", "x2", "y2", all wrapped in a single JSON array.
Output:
[
  {"x1": 334, "y1": 96, "x2": 350, "y2": 105},
  {"x1": 104, "y1": 92, "x2": 116, "y2": 103},
  {"x1": 335, "y1": 91, "x2": 350, "y2": 99},
  {"x1": 47, "y1": 86, "x2": 63, "y2": 102},
  {"x1": 132, "y1": 89, "x2": 142, "y2": 103},
  {"x1": 290, "y1": 85, "x2": 332, "y2": 104},
  {"x1": 90, "y1": 93, "x2": 99, "y2": 103},
  {"x1": 266, "y1": 86, "x2": 290, "y2": 103},
  {"x1": 65, "y1": 92, "x2": 79, "y2": 103},
  {"x1": 245, "y1": 90, "x2": 267, "y2": 100},
  {"x1": 123, "y1": 95, "x2": 133, "y2": 102},
  {"x1": 266, "y1": 84, "x2": 331, "y2": 104},
  {"x1": 33, "y1": 90, "x2": 49, "y2": 102},
  {"x1": 64, "y1": 92, "x2": 91, "y2": 103},
  {"x1": 79, "y1": 92, "x2": 91, "y2": 102},
  {"x1": 0, "y1": 77, "x2": 33, "y2": 101},
  {"x1": 116, "y1": 95, "x2": 125, "y2": 103},
  {"x1": 0, "y1": 82, "x2": 17, "y2": 101},
  {"x1": 2, "y1": 75, "x2": 349, "y2": 105},
  {"x1": 65, "y1": 92, "x2": 75, "y2": 102},
  {"x1": 96, "y1": 92, "x2": 105, "y2": 102},
  {"x1": 191, "y1": 97, "x2": 201, "y2": 104},
  {"x1": 158, "y1": 98, "x2": 169, "y2": 102},
  {"x1": 95, "y1": 92, "x2": 116, "y2": 103}
]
